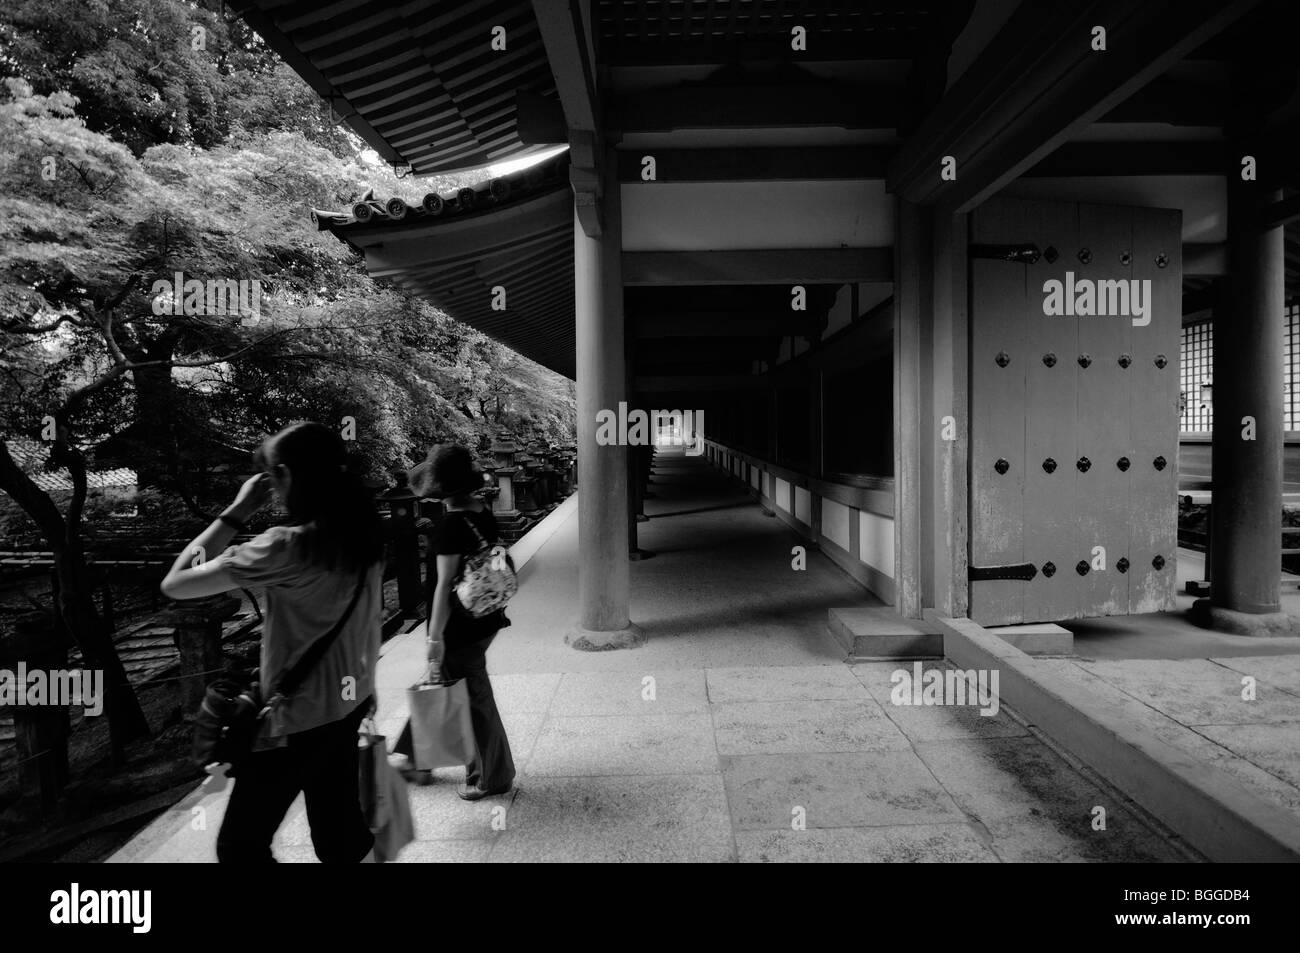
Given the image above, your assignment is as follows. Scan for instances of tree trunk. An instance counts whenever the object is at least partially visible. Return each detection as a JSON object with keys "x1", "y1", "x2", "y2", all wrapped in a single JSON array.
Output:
[
  {"x1": 131, "y1": 363, "x2": 178, "y2": 492},
  {"x1": 55, "y1": 547, "x2": 150, "y2": 760},
  {"x1": 0, "y1": 444, "x2": 151, "y2": 761}
]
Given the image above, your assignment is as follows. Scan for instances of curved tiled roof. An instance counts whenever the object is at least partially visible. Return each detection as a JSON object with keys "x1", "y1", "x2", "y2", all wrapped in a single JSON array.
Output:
[
  {"x1": 230, "y1": 0, "x2": 560, "y2": 175},
  {"x1": 316, "y1": 154, "x2": 576, "y2": 377},
  {"x1": 5, "y1": 439, "x2": 136, "y2": 494}
]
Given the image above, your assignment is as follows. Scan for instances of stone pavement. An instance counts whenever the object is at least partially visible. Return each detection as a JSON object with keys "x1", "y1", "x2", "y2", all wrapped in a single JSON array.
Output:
[
  {"x1": 112, "y1": 450, "x2": 1194, "y2": 863},
  {"x1": 1035, "y1": 655, "x2": 1300, "y2": 821}
]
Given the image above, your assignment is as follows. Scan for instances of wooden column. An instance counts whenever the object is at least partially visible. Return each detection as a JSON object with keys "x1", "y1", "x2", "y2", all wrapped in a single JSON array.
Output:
[
  {"x1": 569, "y1": 158, "x2": 642, "y2": 649},
  {"x1": 929, "y1": 211, "x2": 970, "y2": 618},
  {"x1": 896, "y1": 201, "x2": 970, "y2": 619},
  {"x1": 1210, "y1": 180, "x2": 1285, "y2": 614},
  {"x1": 894, "y1": 200, "x2": 928, "y2": 618}
]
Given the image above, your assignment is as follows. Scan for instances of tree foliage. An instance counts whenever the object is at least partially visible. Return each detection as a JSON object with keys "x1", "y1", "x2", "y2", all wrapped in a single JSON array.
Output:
[{"x1": 0, "y1": 0, "x2": 574, "y2": 748}]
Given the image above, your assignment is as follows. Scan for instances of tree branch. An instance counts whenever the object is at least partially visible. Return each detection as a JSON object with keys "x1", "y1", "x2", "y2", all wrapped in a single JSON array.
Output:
[{"x1": 0, "y1": 441, "x2": 67, "y2": 552}]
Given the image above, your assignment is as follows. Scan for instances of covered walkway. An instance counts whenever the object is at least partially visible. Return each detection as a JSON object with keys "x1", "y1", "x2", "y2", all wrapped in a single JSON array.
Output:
[{"x1": 113, "y1": 450, "x2": 1190, "y2": 863}]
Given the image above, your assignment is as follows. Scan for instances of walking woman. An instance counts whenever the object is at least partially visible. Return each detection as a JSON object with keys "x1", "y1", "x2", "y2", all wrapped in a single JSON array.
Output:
[
  {"x1": 160, "y1": 421, "x2": 385, "y2": 862},
  {"x1": 393, "y1": 444, "x2": 515, "y2": 800}
]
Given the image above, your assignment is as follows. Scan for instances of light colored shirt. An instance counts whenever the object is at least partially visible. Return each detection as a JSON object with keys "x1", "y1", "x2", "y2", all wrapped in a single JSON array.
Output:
[{"x1": 219, "y1": 525, "x2": 383, "y2": 745}]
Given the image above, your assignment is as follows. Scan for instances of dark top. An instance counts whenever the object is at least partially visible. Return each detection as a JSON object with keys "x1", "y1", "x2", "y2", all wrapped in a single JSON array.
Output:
[{"x1": 427, "y1": 507, "x2": 509, "y2": 647}]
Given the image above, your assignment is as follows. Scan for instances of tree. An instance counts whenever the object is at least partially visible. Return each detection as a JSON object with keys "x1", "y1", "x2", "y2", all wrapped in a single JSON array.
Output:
[{"x1": 0, "y1": 0, "x2": 576, "y2": 762}]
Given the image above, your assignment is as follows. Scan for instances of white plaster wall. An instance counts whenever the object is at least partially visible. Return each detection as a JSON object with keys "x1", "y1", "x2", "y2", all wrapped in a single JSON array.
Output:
[
  {"x1": 821, "y1": 498, "x2": 851, "y2": 552},
  {"x1": 774, "y1": 477, "x2": 791, "y2": 513},
  {"x1": 795, "y1": 486, "x2": 812, "y2": 525},
  {"x1": 860, "y1": 510, "x2": 894, "y2": 577}
]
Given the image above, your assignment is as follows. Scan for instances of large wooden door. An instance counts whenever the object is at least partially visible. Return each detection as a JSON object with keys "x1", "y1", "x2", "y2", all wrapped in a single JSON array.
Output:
[{"x1": 968, "y1": 198, "x2": 1181, "y2": 626}]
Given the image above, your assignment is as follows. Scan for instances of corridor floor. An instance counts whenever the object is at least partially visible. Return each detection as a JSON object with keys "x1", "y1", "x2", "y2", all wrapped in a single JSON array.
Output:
[{"x1": 112, "y1": 449, "x2": 1194, "y2": 862}]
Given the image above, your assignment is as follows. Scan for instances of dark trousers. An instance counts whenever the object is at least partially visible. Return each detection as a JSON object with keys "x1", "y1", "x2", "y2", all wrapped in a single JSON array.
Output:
[
  {"x1": 396, "y1": 635, "x2": 515, "y2": 790},
  {"x1": 216, "y1": 700, "x2": 374, "y2": 863}
]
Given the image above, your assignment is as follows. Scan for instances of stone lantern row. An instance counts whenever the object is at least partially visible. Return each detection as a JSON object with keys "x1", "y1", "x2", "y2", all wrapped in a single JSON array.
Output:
[{"x1": 484, "y1": 432, "x2": 576, "y2": 538}]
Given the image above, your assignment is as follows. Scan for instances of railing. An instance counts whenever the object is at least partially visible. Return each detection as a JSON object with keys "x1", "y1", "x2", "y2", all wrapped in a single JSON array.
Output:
[
  {"x1": 1177, "y1": 500, "x2": 1300, "y2": 590},
  {"x1": 701, "y1": 437, "x2": 895, "y2": 603},
  {"x1": 0, "y1": 473, "x2": 579, "y2": 820}
]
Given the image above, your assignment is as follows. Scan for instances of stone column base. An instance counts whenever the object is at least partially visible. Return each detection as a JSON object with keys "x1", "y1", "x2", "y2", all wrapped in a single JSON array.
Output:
[
  {"x1": 1190, "y1": 600, "x2": 1297, "y2": 638},
  {"x1": 565, "y1": 622, "x2": 646, "y2": 652}
]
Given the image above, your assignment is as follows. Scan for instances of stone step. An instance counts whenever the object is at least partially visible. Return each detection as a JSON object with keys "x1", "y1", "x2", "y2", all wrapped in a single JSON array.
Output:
[
  {"x1": 827, "y1": 607, "x2": 943, "y2": 658},
  {"x1": 982, "y1": 623, "x2": 1073, "y2": 656}
]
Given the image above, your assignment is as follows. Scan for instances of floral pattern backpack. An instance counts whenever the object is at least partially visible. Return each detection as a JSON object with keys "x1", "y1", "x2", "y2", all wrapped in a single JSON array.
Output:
[{"x1": 452, "y1": 513, "x2": 518, "y2": 618}]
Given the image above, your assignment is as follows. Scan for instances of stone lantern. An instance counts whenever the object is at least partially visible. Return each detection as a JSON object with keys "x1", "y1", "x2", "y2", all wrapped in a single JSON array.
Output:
[
  {"x1": 488, "y1": 432, "x2": 527, "y2": 536},
  {"x1": 513, "y1": 447, "x2": 542, "y2": 517}
]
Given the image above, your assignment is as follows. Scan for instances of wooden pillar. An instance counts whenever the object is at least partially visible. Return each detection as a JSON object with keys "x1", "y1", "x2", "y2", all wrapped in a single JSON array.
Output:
[
  {"x1": 809, "y1": 367, "x2": 824, "y2": 540},
  {"x1": 569, "y1": 156, "x2": 642, "y2": 649},
  {"x1": 896, "y1": 200, "x2": 970, "y2": 620},
  {"x1": 1210, "y1": 180, "x2": 1285, "y2": 614},
  {"x1": 930, "y1": 212, "x2": 970, "y2": 618},
  {"x1": 894, "y1": 200, "x2": 928, "y2": 619}
]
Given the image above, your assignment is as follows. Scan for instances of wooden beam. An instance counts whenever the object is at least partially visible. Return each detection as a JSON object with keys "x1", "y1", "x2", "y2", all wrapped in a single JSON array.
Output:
[
  {"x1": 616, "y1": 146, "x2": 893, "y2": 182},
  {"x1": 1023, "y1": 142, "x2": 1229, "y2": 177},
  {"x1": 1258, "y1": 194, "x2": 1300, "y2": 230},
  {"x1": 631, "y1": 312, "x2": 817, "y2": 338},
  {"x1": 533, "y1": 1, "x2": 603, "y2": 237},
  {"x1": 622, "y1": 249, "x2": 894, "y2": 285},
  {"x1": 609, "y1": 82, "x2": 902, "y2": 134},
  {"x1": 1185, "y1": 243, "x2": 1228, "y2": 276},
  {"x1": 1100, "y1": 75, "x2": 1230, "y2": 125},
  {"x1": 887, "y1": 0, "x2": 1262, "y2": 213},
  {"x1": 635, "y1": 375, "x2": 768, "y2": 392},
  {"x1": 635, "y1": 361, "x2": 757, "y2": 376},
  {"x1": 531, "y1": 0, "x2": 598, "y2": 133},
  {"x1": 602, "y1": 33, "x2": 925, "y2": 67}
]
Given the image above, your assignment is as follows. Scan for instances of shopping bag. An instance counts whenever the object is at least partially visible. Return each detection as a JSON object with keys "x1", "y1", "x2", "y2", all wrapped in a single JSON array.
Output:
[
  {"x1": 358, "y1": 728, "x2": 414, "y2": 863},
  {"x1": 407, "y1": 677, "x2": 475, "y2": 770}
]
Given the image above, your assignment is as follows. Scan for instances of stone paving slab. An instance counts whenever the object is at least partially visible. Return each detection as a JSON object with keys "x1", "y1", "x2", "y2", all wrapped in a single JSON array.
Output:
[
  {"x1": 526, "y1": 713, "x2": 719, "y2": 776},
  {"x1": 913, "y1": 738, "x2": 1186, "y2": 863},
  {"x1": 549, "y1": 670, "x2": 708, "y2": 716},
  {"x1": 711, "y1": 699, "x2": 911, "y2": 755},
  {"x1": 736, "y1": 825, "x2": 998, "y2": 863},
  {"x1": 1035, "y1": 657, "x2": 1300, "y2": 818},
  {"x1": 1072, "y1": 658, "x2": 1300, "y2": 725},
  {"x1": 1210, "y1": 655, "x2": 1300, "y2": 695},
  {"x1": 489, "y1": 774, "x2": 734, "y2": 863},
  {"x1": 706, "y1": 664, "x2": 867, "y2": 703},
  {"x1": 850, "y1": 660, "x2": 1030, "y2": 742},
  {"x1": 1194, "y1": 724, "x2": 1300, "y2": 800},
  {"x1": 721, "y1": 751, "x2": 966, "y2": 830}
]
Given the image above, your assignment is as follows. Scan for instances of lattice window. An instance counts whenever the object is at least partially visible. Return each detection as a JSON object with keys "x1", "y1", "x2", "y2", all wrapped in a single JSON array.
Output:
[
  {"x1": 1286, "y1": 305, "x2": 1300, "y2": 432},
  {"x1": 1181, "y1": 308, "x2": 1300, "y2": 433},
  {"x1": 1180, "y1": 321, "x2": 1213, "y2": 432}
]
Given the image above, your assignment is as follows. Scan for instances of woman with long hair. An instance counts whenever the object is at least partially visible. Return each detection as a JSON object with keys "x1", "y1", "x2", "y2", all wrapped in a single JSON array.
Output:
[
  {"x1": 161, "y1": 421, "x2": 385, "y2": 862},
  {"x1": 392, "y1": 443, "x2": 515, "y2": 800}
]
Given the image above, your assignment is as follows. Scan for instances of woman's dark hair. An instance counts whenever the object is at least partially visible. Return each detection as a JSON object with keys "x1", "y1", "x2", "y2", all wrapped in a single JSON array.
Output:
[{"x1": 254, "y1": 421, "x2": 383, "y2": 573}]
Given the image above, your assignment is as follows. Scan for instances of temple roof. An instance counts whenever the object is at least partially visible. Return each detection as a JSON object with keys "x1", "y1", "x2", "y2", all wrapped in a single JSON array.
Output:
[
  {"x1": 230, "y1": 0, "x2": 560, "y2": 175},
  {"x1": 314, "y1": 153, "x2": 576, "y2": 377}
]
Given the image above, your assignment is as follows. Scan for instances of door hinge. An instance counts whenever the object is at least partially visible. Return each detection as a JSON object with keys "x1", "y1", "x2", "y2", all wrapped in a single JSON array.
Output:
[
  {"x1": 969, "y1": 563, "x2": 1039, "y2": 582},
  {"x1": 969, "y1": 243, "x2": 1041, "y2": 264}
]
